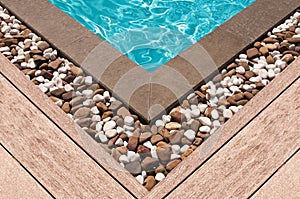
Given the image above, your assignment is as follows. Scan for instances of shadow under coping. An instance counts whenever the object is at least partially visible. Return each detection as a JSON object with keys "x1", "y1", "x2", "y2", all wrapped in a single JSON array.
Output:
[{"x1": 2, "y1": 0, "x2": 300, "y2": 122}]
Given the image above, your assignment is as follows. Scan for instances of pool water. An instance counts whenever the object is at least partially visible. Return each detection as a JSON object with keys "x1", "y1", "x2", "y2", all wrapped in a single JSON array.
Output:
[{"x1": 49, "y1": 0, "x2": 255, "y2": 72}]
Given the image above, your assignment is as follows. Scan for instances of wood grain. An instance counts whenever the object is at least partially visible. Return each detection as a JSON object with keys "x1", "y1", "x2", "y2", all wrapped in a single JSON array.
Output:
[
  {"x1": 0, "y1": 146, "x2": 51, "y2": 199},
  {"x1": 166, "y1": 79, "x2": 300, "y2": 198},
  {"x1": 145, "y1": 57, "x2": 300, "y2": 198},
  {"x1": 251, "y1": 151, "x2": 300, "y2": 199},
  {"x1": 0, "y1": 53, "x2": 148, "y2": 197},
  {"x1": 0, "y1": 74, "x2": 133, "y2": 198}
]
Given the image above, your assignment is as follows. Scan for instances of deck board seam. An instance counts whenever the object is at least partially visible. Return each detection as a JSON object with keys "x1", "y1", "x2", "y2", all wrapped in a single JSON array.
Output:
[
  {"x1": 0, "y1": 71, "x2": 137, "y2": 199},
  {"x1": 248, "y1": 148, "x2": 300, "y2": 198},
  {"x1": 0, "y1": 143, "x2": 56, "y2": 198},
  {"x1": 163, "y1": 76, "x2": 300, "y2": 198}
]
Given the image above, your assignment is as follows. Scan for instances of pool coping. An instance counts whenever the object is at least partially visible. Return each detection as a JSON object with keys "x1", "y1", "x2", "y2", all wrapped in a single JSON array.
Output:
[{"x1": 1, "y1": 0, "x2": 299, "y2": 122}]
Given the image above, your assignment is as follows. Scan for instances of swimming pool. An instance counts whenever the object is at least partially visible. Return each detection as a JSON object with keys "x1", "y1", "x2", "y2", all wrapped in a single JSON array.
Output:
[{"x1": 49, "y1": 0, "x2": 255, "y2": 72}]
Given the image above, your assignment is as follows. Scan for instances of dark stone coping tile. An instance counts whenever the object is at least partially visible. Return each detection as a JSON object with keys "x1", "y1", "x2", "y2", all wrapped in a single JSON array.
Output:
[{"x1": 2, "y1": 0, "x2": 299, "y2": 122}]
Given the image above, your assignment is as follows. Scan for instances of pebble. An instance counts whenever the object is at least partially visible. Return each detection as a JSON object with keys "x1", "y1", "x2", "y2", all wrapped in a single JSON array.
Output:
[
  {"x1": 199, "y1": 117, "x2": 212, "y2": 126},
  {"x1": 223, "y1": 109, "x2": 233, "y2": 119},
  {"x1": 105, "y1": 129, "x2": 117, "y2": 138},
  {"x1": 103, "y1": 121, "x2": 116, "y2": 131},
  {"x1": 124, "y1": 116, "x2": 134, "y2": 126},
  {"x1": 155, "y1": 173, "x2": 165, "y2": 182},
  {"x1": 199, "y1": 126, "x2": 211, "y2": 133},
  {"x1": 184, "y1": 129, "x2": 196, "y2": 141}
]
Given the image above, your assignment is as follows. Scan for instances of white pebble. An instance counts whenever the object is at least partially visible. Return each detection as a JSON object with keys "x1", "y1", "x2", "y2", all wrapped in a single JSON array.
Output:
[
  {"x1": 199, "y1": 126, "x2": 211, "y2": 133},
  {"x1": 180, "y1": 145, "x2": 190, "y2": 154},
  {"x1": 170, "y1": 154, "x2": 181, "y2": 160},
  {"x1": 92, "y1": 115, "x2": 101, "y2": 122},
  {"x1": 124, "y1": 116, "x2": 134, "y2": 126},
  {"x1": 105, "y1": 129, "x2": 117, "y2": 138},
  {"x1": 223, "y1": 109, "x2": 233, "y2": 119},
  {"x1": 184, "y1": 129, "x2": 196, "y2": 141},
  {"x1": 115, "y1": 138, "x2": 124, "y2": 146},
  {"x1": 119, "y1": 155, "x2": 130, "y2": 164},
  {"x1": 211, "y1": 109, "x2": 219, "y2": 120},
  {"x1": 103, "y1": 91, "x2": 110, "y2": 100},
  {"x1": 97, "y1": 133, "x2": 108, "y2": 143},
  {"x1": 258, "y1": 69, "x2": 268, "y2": 79},
  {"x1": 199, "y1": 117, "x2": 212, "y2": 126},
  {"x1": 84, "y1": 76, "x2": 93, "y2": 85},
  {"x1": 136, "y1": 175, "x2": 144, "y2": 185},
  {"x1": 103, "y1": 121, "x2": 116, "y2": 131},
  {"x1": 171, "y1": 145, "x2": 181, "y2": 154},
  {"x1": 155, "y1": 120, "x2": 164, "y2": 127},
  {"x1": 155, "y1": 173, "x2": 165, "y2": 182}
]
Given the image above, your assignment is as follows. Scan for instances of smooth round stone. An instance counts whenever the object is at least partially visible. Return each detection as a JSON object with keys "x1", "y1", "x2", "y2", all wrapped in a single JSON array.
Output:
[
  {"x1": 84, "y1": 76, "x2": 93, "y2": 85},
  {"x1": 191, "y1": 109, "x2": 200, "y2": 117},
  {"x1": 236, "y1": 66, "x2": 245, "y2": 74},
  {"x1": 155, "y1": 173, "x2": 166, "y2": 182},
  {"x1": 258, "y1": 69, "x2": 268, "y2": 79},
  {"x1": 199, "y1": 117, "x2": 212, "y2": 126},
  {"x1": 116, "y1": 126, "x2": 125, "y2": 134},
  {"x1": 103, "y1": 121, "x2": 116, "y2": 131},
  {"x1": 198, "y1": 104, "x2": 208, "y2": 113},
  {"x1": 211, "y1": 109, "x2": 219, "y2": 120},
  {"x1": 127, "y1": 151, "x2": 141, "y2": 162},
  {"x1": 184, "y1": 129, "x2": 196, "y2": 141},
  {"x1": 92, "y1": 115, "x2": 101, "y2": 122},
  {"x1": 199, "y1": 126, "x2": 211, "y2": 133},
  {"x1": 136, "y1": 175, "x2": 144, "y2": 185},
  {"x1": 97, "y1": 133, "x2": 108, "y2": 143},
  {"x1": 115, "y1": 138, "x2": 124, "y2": 146},
  {"x1": 90, "y1": 106, "x2": 100, "y2": 115},
  {"x1": 223, "y1": 109, "x2": 233, "y2": 119},
  {"x1": 155, "y1": 120, "x2": 164, "y2": 127},
  {"x1": 171, "y1": 145, "x2": 181, "y2": 154},
  {"x1": 103, "y1": 91, "x2": 110, "y2": 100},
  {"x1": 170, "y1": 154, "x2": 181, "y2": 160},
  {"x1": 213, "y1": 120, "x2": 221, "y2": 128},
  {"x1": 105, "y1": 129, "x2": 117, "y2": 138},
  {"x1": 119, "y1": 155, "x2": 130, "y2": 164},
  {"x1": 124, "y1": 116, "x2": 134, "y2": 126},
  {"x1": 229, "y1": 106, "x2": 239, "y2": 113},
  {"x1": 96, "y1": 122, "x2": 103, "y2": 132},
  {"x1": 268, "y1": 69, "x2": 275, "y2": 79},
  {"x1": 82, "y1": 90, "x2": 93, "y2": 98},
  {"x1": 93, "y1": 94, "x2": 105, "y2": 102},
  {"x1": 162, "y1": 115, "x2": 171, "y2": 123},
  {"x1": 143, "y1": 141, "x2": 153, "y2": 149}
]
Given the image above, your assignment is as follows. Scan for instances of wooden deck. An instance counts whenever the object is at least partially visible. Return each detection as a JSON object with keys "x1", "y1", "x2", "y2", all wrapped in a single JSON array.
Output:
[{"x1": 0, "y1": 53, "x2": 299, "y2": 198}]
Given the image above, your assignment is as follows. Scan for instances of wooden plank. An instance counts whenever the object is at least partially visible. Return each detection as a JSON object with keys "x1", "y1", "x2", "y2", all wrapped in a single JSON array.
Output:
[
  {"x1": 251, "y1": 151, "x2": 300, "y2": 199},
  {"x1": 0, "y1": 74, "x2": 133, "y2": 198},
  {"x1": 166, "y1": 79, "x2": 300, "y2": 198},
  {"x1": 145, "y1": 57, "x2": 300, "y2": 198},
  {"x1": 0, "y1": 54, "x2": 148, "y2": 196},
  {"x1": 0, "y1": 146, "x2": 51, "y2": 199}
]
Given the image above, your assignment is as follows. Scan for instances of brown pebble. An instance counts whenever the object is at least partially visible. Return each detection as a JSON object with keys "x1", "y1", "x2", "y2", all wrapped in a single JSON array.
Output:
[
  {"x1": 96, "y1": 102, "x2": 108, "y2": 113},
  {"x1": 226, "y1": 63, "x2": 237, "y2": 70},
  {"x1": 48, "y1": 59, "x2": 63, "y2": 70},
  {"x1": 144, "y1": 176, "x2": 156, "y2": 191},
  {"x1": 246, "y1": 48, "x2": 260, "y2": 59},
  {"x1": 166, "y1": 159, "x2": 181, "y2": 172},
  {"x1": 155, "y1": 165, "x2": 166, "y2": 174},
  {"x1": 127, "y1": 136, "x2": 139, "y2": 151},
  {"x1": 259, "y1": 46, "x2": 269, "y2": 56},
  {"x1": 169, "y1": 130, "x2": 184, "y2": 144},
  {"x1": 170, "y1": 110, "x2": 186, "y2": 123},
  {"x1": 141, "y1": 157, "x2": 159, "y2": 171},
  {"x1": 117, "y1": 107, "x2": 131, "y2": 118},
  {"x1": 139, "y1": 132, "x2": 152, "y2": 143},
  {"x1": 237, "y1": 99, "x2": 248, "y2": 106},
  {"x1": 244, "y1": 92, "x2": 254, "y2": 100},
  {"x1": 266, "y1": 55, "x2": 275, "y2": 64},
  {"x1": 50, "y1": 88, "x2": 65, "y2": 98},
  {"x1": 125, "y1": 161, "x2": 142, "y2": 175},
  {"x1": 232, "y1": 93, "x2": 244, "y2": 101},
  {"x1": 244, "y1": 71, "x2": 255, "y2": 79},
  {"x1": 102, "y1": 111, "x2": 113, "y2": 119},
  {"x1": 73, "y1": 107, "x2": 91, "y2": 119},
  {"x1": 61, "y1": 102, "x2": 70, "y2": 113},
  {"x1": 150, "y1": 134, "x2": 164, "y2": 145}
]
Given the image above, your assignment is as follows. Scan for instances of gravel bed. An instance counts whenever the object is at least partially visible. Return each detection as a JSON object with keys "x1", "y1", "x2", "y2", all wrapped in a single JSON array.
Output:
[{"x1": 1, "y1": 5, "x2": 299, "y2": 190}]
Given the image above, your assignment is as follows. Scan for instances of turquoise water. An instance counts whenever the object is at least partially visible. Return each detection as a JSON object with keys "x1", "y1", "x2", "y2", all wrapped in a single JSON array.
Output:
[{"x1": 49, "y1": 0, "x2": 255, "y2": 72}]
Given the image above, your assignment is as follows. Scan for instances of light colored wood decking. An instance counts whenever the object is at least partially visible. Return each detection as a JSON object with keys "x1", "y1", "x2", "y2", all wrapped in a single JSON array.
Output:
[
  {"x1": 251, "y1": 151, "x2": 300, "y2": 199},
  {"x1": 0, "y1": 73, "x2": 133, "y2": 198},
  {"x1": 0, "y1": 54, "x2": 299, "y2": 198},
  {"x1": 0, "y1": 146, "x2": 51, "y2": 199}
]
